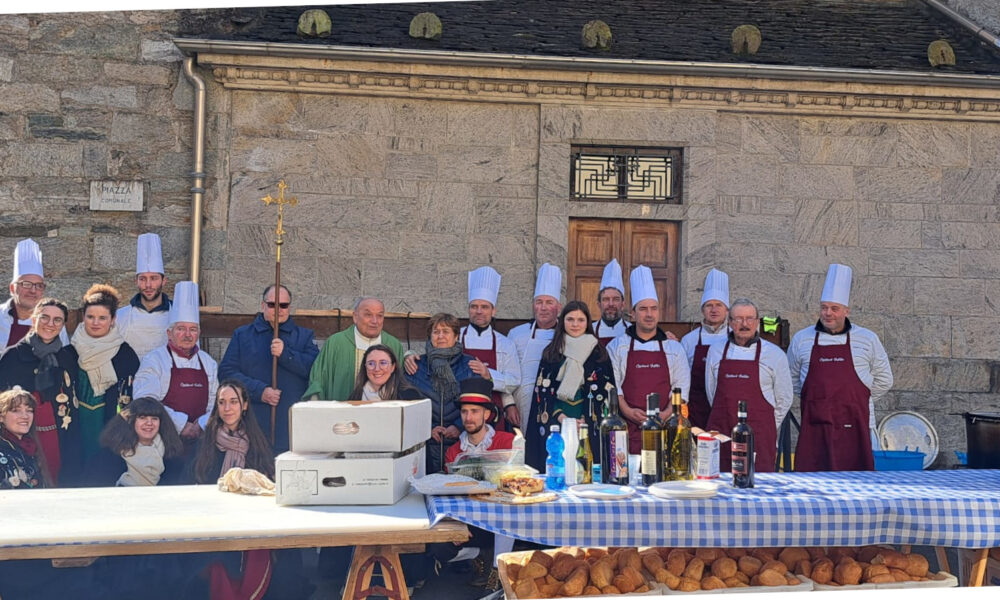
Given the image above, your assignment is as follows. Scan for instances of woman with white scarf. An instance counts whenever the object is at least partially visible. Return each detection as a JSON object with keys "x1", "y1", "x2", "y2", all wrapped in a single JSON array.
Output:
[
  {"x1": 87, "y1": 396, "x2": 185, "y2": 486},
  {"x1": 525, "y1": 301, "x2": 616, "y2": 472},
  {"x1": 71, "y1": 284, "x2": 140, "y2": 467}
]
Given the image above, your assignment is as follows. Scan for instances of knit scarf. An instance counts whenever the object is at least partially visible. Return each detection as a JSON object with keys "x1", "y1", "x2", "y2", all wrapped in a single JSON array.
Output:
[
  {"x1": 118, "y1": 434, "x2": 165, "y2": 487},
  {"x1": 216, "y1": 427, "x2": 250, "y2": 476},
  {"x1": 27, "y1": 332, "x2": 63, "y2": 391},
  {"x1": 1, "y1": 427, "x2": 36, "y2": 457},
  {"x1": 556, "y1": 334, "x2": 598, "y2": 401},
  {"x1": 425, "y1": 341, "x2": 463, "y2": 404},
  {"x1": 71, "y1": 324, "x2": 124, "y2": 396}
]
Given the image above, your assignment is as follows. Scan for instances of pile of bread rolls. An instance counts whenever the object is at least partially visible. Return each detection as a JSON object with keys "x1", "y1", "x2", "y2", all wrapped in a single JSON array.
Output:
[
  {"x1": 798, "y1": 546, "x2": 931, "y2": 586},
  {"x1": 502, "y1": 545, "x2": 938, "y2": 597},
  {"x1": 503, "y1": 547, "x2": 654, "y2": 598}
]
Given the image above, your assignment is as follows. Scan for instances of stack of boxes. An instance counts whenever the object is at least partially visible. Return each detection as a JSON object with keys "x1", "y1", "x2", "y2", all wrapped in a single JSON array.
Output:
[{"x1": 275, "y1": 399, "x2": 432, "y2": 505}]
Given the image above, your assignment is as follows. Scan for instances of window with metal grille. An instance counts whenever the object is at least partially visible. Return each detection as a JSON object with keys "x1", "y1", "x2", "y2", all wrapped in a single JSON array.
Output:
[{"x1": 571, "y1": 146, "x2": 682, "y2": 203}]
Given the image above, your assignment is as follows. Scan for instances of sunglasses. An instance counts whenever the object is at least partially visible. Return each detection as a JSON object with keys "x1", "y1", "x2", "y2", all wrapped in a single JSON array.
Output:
[{"x1": 265, "y1": 302, "x2": 290, "y2": 309}]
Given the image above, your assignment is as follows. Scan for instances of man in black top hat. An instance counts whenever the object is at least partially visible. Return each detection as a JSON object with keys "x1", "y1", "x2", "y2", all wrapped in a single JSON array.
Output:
[{"x1": 445, "y1": 377, "x2": 515, "y2": 465}]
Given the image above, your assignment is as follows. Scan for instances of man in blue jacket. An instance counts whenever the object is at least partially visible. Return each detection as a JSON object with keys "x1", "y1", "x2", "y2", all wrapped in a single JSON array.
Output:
[{"x1": 219, "y1": 285, "x2": 319, "y2": 454}]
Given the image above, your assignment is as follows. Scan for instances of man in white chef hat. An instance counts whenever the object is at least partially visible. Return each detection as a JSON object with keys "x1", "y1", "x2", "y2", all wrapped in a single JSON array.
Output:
[
  {"x1": 509, "y1": 262, "x2": 563, "y2": 427},
  {"x1": 115, "y1": 233, "x2": 172, "y2": 360},
  {"x1": 132, "y1": 281, "x2": 218, "y2": 438},
  {"x1": 608, "y1": 265, "x2": 689, "y2": 455},
  {"x1": 679, "y1": 268, "x2": 730, "y2": 429},
  {"x1": 2, "y1": 238, "x2": 68, "y2": 348},
  {"x1": 787, "y1": 263, "x2": 893, "y2": 472},
  {"x1": 592, "y1": 259, "x2": 629, "y2": 348}
]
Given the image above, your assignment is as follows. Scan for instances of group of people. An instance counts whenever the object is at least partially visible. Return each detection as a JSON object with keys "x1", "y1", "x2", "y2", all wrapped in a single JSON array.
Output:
[{"x1": 0, "y1": 231, "x2": 894, "y2": 597}]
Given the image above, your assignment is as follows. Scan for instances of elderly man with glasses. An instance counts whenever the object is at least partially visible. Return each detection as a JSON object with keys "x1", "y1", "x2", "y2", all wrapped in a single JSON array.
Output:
[
  {"x1": 218, "y1": 284, "x2": 319, "y2": 454},
  {"x1": 2, "y1": 239, "x2": 68, "y2": 349},
  {"x1": 704, "y1": 297, "x2": 792, "y2": 475}
]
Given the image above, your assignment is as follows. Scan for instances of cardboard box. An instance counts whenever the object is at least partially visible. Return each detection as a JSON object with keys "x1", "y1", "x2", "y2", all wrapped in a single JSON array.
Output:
[
  {"x1": 275, "y1": 445, "x2": 425, "y2": 505},
  {"x1": 290, "y1": 399, "x2": 432, "y2": 453},
  {"x1": 958, "y1": 548, "x2": 1000, "y2": 586}
]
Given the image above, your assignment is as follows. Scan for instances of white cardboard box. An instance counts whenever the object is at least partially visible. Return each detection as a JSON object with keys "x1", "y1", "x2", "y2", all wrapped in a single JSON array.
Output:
[
  {"x1": 958, "y1": 549, "x2": 1000, "y2": 586},
  {"x1": 290, "y1": 399, "x2": 432, "y2": 453},
  {"x1": 275, "y1": 445, "x2": 426, "y2": 505}
]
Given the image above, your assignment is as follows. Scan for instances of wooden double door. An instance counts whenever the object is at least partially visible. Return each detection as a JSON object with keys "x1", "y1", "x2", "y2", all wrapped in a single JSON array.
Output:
[{"x1": 568, "y1": 218, "x2": 679, "y2": 322}]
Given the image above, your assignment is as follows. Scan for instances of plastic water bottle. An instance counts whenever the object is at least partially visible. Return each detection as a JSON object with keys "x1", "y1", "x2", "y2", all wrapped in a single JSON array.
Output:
[{"x1": 545, "y1": 424, "x2": 566, "y2": 491}]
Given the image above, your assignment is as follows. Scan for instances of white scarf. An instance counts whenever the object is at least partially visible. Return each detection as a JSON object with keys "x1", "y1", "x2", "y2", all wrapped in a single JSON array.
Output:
[
  {"x1": 72, "y1": 324, "x2": 124, "y2": 395},
  {"x1": 118, "y1": 434, "x2": 165, "y2": 487},
  {"x1": 556, "y1": 334, "x2": 598, "y2": 401},
  {"x1": 459, "y1": 425, "x2": 496, "y2": 454},
  {"x1": 361, "y1": 381, "x2": 383, "y2": 402}
]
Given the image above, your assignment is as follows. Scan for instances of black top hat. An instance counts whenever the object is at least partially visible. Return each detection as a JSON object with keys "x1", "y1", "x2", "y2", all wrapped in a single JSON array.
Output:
[{"x1": 458, "y1": 377, "x2": 496, "y2": 418}]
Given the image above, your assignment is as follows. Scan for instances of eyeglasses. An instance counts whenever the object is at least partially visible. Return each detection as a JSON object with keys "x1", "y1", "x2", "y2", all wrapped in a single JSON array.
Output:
[
  {"x1": 730, "y1": 317, "x2": 759, "y2": 324},
  {"x1": 366, "y1": 360, "x2": 392, "y2": 370},
  {"x1": 38, "y1": 315, "x2": 65, "y2": 325},
  {"x1": 15, "y1": 281, "x2": 46, "y2": 291},
  {"x1": 265, "y1": 302, "x2": 290, "y2": 309}
]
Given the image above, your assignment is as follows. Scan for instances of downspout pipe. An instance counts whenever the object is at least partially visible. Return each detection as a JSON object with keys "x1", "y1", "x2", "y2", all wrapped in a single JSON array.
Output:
[
  {"x1": 922, "y1": 0, "x2": 1000, "y2": 51},
  {"x1": 181, "y1": 56, "x2": 206, "y2": 287}
]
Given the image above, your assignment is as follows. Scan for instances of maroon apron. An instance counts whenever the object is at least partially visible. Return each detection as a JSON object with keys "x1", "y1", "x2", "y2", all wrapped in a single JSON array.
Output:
[
  {"x1": 461, "y1": 327, "x2": 507, "y2": 430},
  {"x1": 794, "y1": 331, "x2": 874, "y2": 472},
  {"x1": 6, "y1": 307, "x2": 31, "y2": 348},
  {"x1": 31, "y1": 391, "x2": 61, "y2": 485},
  {"x1": 165, "y1": 350, "x2": 209, "y2": 422},
  {"x1": 594, "y1": 320, "x2": 617, "y2": 348},
  {"x1": 687, "y1": 329, "x2": 712, "y2": 430},
  {"x1": 620, "y1": 337, "x2": 672, "y2": 454},
  {"x1": 705, "y1": 340, "x2": 777, "y2": 473}
]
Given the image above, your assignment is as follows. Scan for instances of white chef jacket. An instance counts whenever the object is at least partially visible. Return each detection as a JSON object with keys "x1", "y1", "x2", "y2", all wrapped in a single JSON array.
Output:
[
  {"x1": 592, "y1": 318, "x2": 628, "y2": 342},
  {"x1": 786, "y1": 321, "x2": 893, "y2": 430},
  {"x1": 607, "y1": 330, "x2": 690, "y2": 402},
  {"x1": 459, "y1": 325, "x2": 520, "y2": 407},
  {"x1": 679, "y1": 322, "x2": 729, "y2": 367},
  {"x1": 705, "y1": 336, "x2": 794, "y2": 433},
  {"x1": 115, "y1": 304, "x2": 170, "y2": 361},
  {"x1": 132, "y1": 345, "x2": 219, "y2": 433}
]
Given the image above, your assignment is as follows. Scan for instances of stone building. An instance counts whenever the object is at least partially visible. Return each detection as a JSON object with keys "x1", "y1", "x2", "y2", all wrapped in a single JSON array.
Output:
[{"x1": 2, "y1": 0, "x2": 1000, "y2": 464}]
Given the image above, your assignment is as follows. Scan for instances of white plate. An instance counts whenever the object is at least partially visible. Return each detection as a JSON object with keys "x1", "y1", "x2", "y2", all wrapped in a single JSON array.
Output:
[
  {"x1": 567, "y1": 484, "x2": 636, "y2": 499},
  {"x1": 409, "y1": 473, "x2": 496, "y2": 495},
  {"x1": 648, "y1": 480, "x2": 720, "y2": 499},
  {"x1": 878, "y1": 411, "x2": 939, "y2": 468}
]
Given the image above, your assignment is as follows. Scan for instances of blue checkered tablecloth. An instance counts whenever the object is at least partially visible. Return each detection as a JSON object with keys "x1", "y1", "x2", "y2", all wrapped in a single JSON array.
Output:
[{"x1": 427, "y1": 470, "x2": 1000, "y2": 549}]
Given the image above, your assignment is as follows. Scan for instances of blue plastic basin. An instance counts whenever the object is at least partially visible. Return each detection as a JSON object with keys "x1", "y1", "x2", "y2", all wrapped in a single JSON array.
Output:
[{"x1": 873, "y1": 450, "x2": 925, "y2": 471}]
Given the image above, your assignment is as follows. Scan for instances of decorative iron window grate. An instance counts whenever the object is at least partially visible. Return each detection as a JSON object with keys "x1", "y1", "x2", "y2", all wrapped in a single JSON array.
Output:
[{"x1": 571, "y1": 146, "x2": 682, "y2": 203}]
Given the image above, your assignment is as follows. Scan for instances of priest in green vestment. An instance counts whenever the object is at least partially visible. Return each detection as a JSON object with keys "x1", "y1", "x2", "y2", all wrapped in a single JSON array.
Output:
[{"x1": 302, "y1": 297, "x2": 405, "y2": 401}]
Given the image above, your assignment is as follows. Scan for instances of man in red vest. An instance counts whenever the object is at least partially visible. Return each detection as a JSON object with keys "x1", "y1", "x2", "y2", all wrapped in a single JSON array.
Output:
[{"x1": 445, "y1": 377, "x2": 515, "y2": 465}]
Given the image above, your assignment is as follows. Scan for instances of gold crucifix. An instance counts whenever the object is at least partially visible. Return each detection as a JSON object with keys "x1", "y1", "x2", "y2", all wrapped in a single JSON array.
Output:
[{"x1": 262, "y1": 180, "x2": 297, "y2": 258}]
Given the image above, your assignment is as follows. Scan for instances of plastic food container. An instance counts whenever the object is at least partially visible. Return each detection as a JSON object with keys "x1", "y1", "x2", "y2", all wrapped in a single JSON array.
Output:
[{"x1": 873, "y1": 450, "x2": 926, "y2": 471}]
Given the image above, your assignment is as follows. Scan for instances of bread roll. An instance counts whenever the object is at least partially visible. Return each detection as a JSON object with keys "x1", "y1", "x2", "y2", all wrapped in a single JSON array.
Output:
[
  {"x1": 514, "y1": 576, "x2": 540, "y2": 599},
  {"x1": 724, "y1": 576, "x2": 748, "y2": 588},
  {"x1": 778, "y1": 547, "x2": 810, "y2": 570},
  {"x1": 785, "y1": 574, "x2": 801, "y2": 585},
  {"x1": 507, "y1": 563, "x2": 521, "y2": 582},
  {"x1": 904, "y1": 553, "x2": 929, "y2": 577},
  {"x1": 666, "y1": 549, "x2": 689, "y2": 576},
  {"x1": 520, "y1": 561, "x2": 548, "y2": 580},
  {"x1": 621, "y1": 565, "x2": 645, "y2": 590},
  {"x1": 794, "y1": 559, "x2": 812, "y2": 579},
  {"x1": 678, "y1": 577, "x2": 701, "y2": 592},
  {"x1": 811, "y1": 558, "x2": 834, "y2": 584},
  {"x1": 549, "y1": 555, "x2": 582, "y2": 580},
  {"x1": 750, "y1": 548, "x2": 776, "y2": 563},
  {"x1": 734, "y1": 571, "x2": 750, "y2": 584},
  {"x1": 726, "y1": 548, "x2": 748, "y2": 559},
  {"x1": 711, "y1": 557, "x2": 738, "y2": 579},
  {"x1": 584, "y1": 547, "x2": 608, "y2": 561},
  {"x1": 871, "y1": 549, "x2": 909, "y2": 570},
  {"x1": 862, "y1": 564, "x2": 890, "y2": 582},
  {"x1": 538, "y1": 582, "x2": 562, "y2": 597},
  {"x1": 756, "y1": 569, "x2": 788, "y2": 586},
  {"x1": 559, "y1": 565, "x2": 589, "y2": 596},
  {"x1": 857, "y1": 546, "x2": 883, "y2": 563},
  {"x1": 682, "y1": 557, "x2": 705, "y2": 580},
  {"x1": 889, "y1": 568, "x2": 912, "y2": 582},
  {"x1": 640, "y1": 550, "x2": 665, "y2": 574},
  {"x1": 695, "y1": 548, "x2": 724, "y2": 565},
  {"x1": 582, "y1": 585, "x2": 601, "y2": 595},
  {"x1": 528, "y1": 550, "x2": 553, "y2": 568},
  {"x1": 616, "y1": 548, "x2": 642, "y2": 573},
  {"x1": 655, "y1": 568, "x2": 680, "y2": 590},
  {"x1": 701, "y1": 575, "x2": 727, "y2": 590},
  {"x1": 612, "y1": 574, "x2": 637, "y2": 593},
  {"x1": 600, "y1": 585, "x2": 621, "y2": 595},
  {"x1": 829, "y1": 547, "x2": 857, "y2": 563},
  {"x1": 588, "y1": 557, "x2": 614, "y2": 588},
  {"x1": 761, "y1": 560, "x2": 788, "y2": 575},
  {"x1": 834, "y1": 560, "x2": 862, "y2": 585},
  {"x1": 738, "y1": 555, "x2": 762, "y2": 576}
]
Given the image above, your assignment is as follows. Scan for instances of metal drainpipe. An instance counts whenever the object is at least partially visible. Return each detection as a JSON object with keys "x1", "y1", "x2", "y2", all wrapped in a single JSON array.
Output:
[
  {"x1": 922, "y1": 0, "x2": 1000, "y2": 50},
  {"x1": 181, "y1": 56, "x2": 206, "y2": 287}
]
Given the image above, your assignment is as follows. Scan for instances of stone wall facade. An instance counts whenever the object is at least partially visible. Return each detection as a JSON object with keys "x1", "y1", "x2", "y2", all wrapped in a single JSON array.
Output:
[{"x1": 3, "y1": 9, "x2": 1000, "y2": 465}]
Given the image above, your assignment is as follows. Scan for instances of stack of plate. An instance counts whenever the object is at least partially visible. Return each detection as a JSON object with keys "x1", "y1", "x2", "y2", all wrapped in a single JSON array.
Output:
[
  {"x1": 647, "y1": 480, "x2": 720, "y2": 500},
  {"x1": 567, "y1": 484, "x2": 636, "y2": 500}
]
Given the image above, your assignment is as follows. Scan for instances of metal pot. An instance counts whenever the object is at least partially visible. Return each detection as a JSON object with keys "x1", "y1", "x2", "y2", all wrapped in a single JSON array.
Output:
[{"x1": 963, "y1": 412, "x2": 1000, "y2": 469}]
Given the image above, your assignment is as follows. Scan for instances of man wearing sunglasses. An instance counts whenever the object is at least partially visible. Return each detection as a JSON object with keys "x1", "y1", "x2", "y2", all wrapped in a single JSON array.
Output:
[
  {"x1": 218, "y1": 284, "x2": 319, "y2": 454},
  {"x1": 2, "y1": 238, "x2": 68, "y2": 349}
]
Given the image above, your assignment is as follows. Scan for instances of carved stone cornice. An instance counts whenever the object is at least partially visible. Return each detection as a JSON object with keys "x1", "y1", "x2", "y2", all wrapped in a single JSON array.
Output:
[{"x1": 191, "y1": 47, "x2": 1000, "y2": 121}]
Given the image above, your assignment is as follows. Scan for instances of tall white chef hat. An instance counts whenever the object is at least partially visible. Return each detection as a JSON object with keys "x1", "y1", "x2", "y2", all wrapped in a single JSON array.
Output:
[
  {"x1": 599, "y1": 258, "x2": 625, "y2": 297},
  {"x1": 136, "y1": 233, "x2": 165, "y2": 275},
  {"x1": 533, "y1": 262, "x2": 562, "y2": 300},
  {"x1": 820, "y1": 263, "x2": 852, "y2": 307},
  {"x1": 12, "y1": 239, "x2": 44, "y2": 282},
  {"x1": 168, "y1": 281, "x2": 200, "y2": 325},
  {"x1": 700, "y1": 268, "x2": 730, "y2": 308},
  {"x1": 468, "y1": 266, "x2": 501, "y2": 307},
  {"x1": 629, "y1": 265, "x2": 657, "y2": 307}
]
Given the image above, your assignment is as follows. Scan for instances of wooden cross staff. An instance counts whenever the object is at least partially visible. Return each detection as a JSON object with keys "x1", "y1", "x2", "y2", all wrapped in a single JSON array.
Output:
[{"x1": 262, "y1": 180, "x2": 297, "y2": 445}]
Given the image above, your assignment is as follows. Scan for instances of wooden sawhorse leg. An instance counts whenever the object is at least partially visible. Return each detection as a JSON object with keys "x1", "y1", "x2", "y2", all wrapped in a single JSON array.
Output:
[
  {"x1": 343, "y1": 543, "x2": 424, "y2": 600},
  {"x1": 967, "y1": 548, "x2": 989, "y2": 587}
]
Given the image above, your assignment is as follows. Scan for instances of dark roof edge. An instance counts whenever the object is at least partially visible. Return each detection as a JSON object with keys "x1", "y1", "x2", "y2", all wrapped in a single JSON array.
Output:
[
  {"x1": 173, "y1": 38, "x2": 1000, "y2": 90},
  {"x1": 922, "y1": 0, "x2": 1000, "y2": 51}
]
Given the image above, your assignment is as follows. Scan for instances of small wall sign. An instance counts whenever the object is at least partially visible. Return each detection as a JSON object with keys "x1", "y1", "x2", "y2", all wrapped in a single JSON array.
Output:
[{"x1": 89, "y1": 181, "x2": 144, "y2": 211}]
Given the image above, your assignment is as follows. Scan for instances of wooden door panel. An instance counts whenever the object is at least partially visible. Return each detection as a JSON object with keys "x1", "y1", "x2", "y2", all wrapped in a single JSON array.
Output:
[{"x1": 569, "y1": 218, "x2": 678, "y2": 322}]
